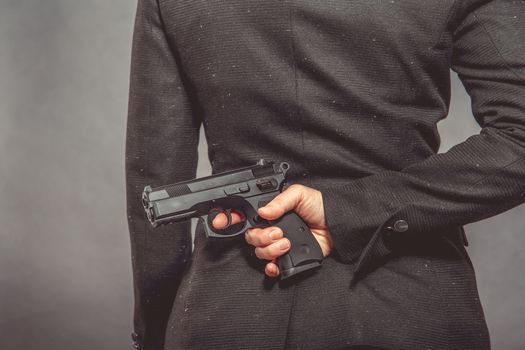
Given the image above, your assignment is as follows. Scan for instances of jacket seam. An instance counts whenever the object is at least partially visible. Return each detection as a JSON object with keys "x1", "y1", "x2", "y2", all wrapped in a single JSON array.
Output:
[
  {"x1": 472, "y1": 7, "x2": 525, "y2": 81},
  {"x1": 287, "y1": 0, "x2": 310, "y2": 188},
  {"x1": 436, "y1": 0, "x2": 463, "y2": 49},
  {"x1": 283, "y1": 1, "x2": 301, "y2": 348},
  {"x1": 470, "y1": 155, "x2": 525, "y2": 187}
]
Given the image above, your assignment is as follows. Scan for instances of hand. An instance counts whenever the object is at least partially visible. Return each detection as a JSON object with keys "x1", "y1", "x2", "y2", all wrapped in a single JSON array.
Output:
[{"x1": 211, "y1": 184, "x2": 334, "y2": 278}]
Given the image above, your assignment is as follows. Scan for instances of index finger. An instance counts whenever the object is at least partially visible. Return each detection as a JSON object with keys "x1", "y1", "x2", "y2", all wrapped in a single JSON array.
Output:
[{"x1": 211, "y1": 210, "x2": 246, "y2": 229}]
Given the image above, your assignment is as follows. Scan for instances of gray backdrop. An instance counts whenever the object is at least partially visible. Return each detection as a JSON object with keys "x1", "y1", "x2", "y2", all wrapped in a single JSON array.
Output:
[{"x1": 0, "y1": 1, "x2": 523, "y2": 349}]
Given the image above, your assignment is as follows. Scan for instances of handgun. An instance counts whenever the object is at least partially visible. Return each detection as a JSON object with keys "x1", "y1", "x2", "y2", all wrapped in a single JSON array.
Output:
[{"x1": 141, "y1": 158, "x2": 323, "y2": 280}]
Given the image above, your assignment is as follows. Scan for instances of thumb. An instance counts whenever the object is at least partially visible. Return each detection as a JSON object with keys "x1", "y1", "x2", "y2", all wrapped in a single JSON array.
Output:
[{"x1": 258, "y1": 185, "x2": 302, "y2": 220}]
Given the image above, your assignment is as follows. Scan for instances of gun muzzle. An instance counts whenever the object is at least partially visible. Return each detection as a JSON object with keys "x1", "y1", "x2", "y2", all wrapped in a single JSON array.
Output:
[{"x1": 142, "y1": 186, "x2": 157, "y2": 226}]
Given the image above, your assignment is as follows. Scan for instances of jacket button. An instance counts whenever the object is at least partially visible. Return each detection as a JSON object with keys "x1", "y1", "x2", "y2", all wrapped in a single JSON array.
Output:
[{"x1": 393, "y1": 219, "x2": 408, "y2": 232}]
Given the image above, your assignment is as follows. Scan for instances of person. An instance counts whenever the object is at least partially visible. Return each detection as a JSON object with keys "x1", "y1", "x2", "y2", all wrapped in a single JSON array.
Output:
[{"x1": 125, "y1": 0, "x2": 525, "y2": 349}]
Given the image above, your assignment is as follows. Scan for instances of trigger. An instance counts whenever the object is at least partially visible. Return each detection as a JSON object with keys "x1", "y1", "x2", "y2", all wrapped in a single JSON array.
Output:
[{"x1": 223, "y1": 208, "x2": 233, "y2": 227}]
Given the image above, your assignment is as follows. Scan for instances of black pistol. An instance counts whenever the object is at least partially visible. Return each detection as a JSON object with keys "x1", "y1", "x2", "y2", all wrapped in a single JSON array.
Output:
[{"x1": 141, "y1": 158, "x2": 323, "y2": 280}]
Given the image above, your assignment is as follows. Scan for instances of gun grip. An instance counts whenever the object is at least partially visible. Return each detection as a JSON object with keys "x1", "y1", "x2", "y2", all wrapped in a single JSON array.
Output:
[{"x1": 268, "y1": 211, "x2": 323, "y2": 280}]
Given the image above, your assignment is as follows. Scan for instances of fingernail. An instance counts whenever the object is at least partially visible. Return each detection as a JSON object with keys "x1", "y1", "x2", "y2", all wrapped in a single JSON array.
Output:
[
  {"x1": 279, "y1": 239, "x2": 290, "y2": 250},
  {"x1": 269, "y1": 229, "x2": 281, "y2": 240}
]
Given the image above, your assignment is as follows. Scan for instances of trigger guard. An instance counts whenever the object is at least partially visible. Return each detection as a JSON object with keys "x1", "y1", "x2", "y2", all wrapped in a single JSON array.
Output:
[
  {"x1": 205, "y1": 208, "x2": 247, "y2": 238},
  {"x1": 204, "y1": 209, "x2": 249, "y2": 238}
]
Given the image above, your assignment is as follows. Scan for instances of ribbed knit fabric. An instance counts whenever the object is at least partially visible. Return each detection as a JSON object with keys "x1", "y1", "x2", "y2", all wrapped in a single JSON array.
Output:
[{"x1": 126, "y1": 0, "x2": 525, "y2": 349}]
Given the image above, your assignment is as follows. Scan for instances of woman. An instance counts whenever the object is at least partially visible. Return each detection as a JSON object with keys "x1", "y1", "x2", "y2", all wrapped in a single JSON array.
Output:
[{"x1": 126, "y1": 0, "x2": 525, "y2": 349}]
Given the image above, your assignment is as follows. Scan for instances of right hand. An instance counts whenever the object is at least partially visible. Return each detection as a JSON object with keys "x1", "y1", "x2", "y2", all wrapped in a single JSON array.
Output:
[{"x1": 211, "y1": 184, "x2": 334, "y2": 278}]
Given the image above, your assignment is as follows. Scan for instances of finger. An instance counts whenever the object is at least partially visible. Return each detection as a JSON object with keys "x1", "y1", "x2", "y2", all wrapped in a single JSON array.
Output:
[
  {"x1": 212, "y1": 210, "x2": 245, "y2": 229},
  {"x1": 254, "y1": 238, "x2": 291, "y2": 261},
  {"x1": 232, "y1": 210, "x2": 246, "y2": 221},
  {"x1": 245, "y1": 227, "x2": 283, "y2": 247},
  {"x1": 258, "y1": 184, "x2": 304, "y2": 220},
  {"x1": 211, "y1": 212, "x2": 229, "y2": 229},
  {"x1": 265, "y1": 261, "x2": 280, "y2": 278}
]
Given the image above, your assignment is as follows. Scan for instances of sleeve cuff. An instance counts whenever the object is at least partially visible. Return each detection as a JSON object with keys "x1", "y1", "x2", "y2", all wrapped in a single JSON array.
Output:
[
  {"x1": 317, "y1": 180, "x2": 405, "y2": 263},
  {"x1": 317, "y1": 181, "x2": 417, "y2": 282}
]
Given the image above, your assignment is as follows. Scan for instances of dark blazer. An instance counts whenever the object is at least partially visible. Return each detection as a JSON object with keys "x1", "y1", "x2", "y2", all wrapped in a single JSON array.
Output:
[{"x1": 126, "y1": 0, "x2": 525, "y2": 349}]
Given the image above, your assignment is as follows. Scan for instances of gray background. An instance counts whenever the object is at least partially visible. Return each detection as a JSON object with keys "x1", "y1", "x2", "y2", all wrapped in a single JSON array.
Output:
[{"x1": 0, "y1": 1, "x2": 523, "y2": 349}]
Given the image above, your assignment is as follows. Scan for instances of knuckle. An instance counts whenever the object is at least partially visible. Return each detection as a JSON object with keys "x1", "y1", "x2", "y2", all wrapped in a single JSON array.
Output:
[
  {"x1": 249, "y1": 231, "x2": 261, "y2": 246},
  {"x1": 287, "y1": 184, "x2": 306, "y2": 204},
  {"x1": 259, "y1": 229, "x2": 273, "y2": 245},
  {"x1": 261, "y1": 231, "x2": 270, "y2": 243},
  {"x1": 272, "y1": 227, "x2": 283, "y2": 237},
  {"x1": 289, "y1": 183, "x2": 305, "y2": 194},
  {"x1": 288, "y1": 183, "x2": 303, "y2": 191},
  {"x1": 254, "y1": 247, "x2": 266, "y2": 260},
  {"x1": 245, "y1": 229, "x2": 253, "y2": 244},
  {"x1": 267, "y1": 245, "x2": 282, "y2": 260}
]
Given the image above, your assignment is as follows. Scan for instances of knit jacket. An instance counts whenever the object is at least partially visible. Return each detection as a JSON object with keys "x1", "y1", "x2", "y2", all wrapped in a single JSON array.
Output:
[{"x1": 126, "y1": 0, "x2": 525, "y2": 349}]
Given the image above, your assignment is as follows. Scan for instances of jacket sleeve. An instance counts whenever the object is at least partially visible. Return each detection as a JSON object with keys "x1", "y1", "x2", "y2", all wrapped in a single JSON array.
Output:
[
  {"x1": 125, "y1": 0, "x2": 201, "y2": 349},
  {"x1": 316, "y1": 0, "x2": 525, "y2": 278}
]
